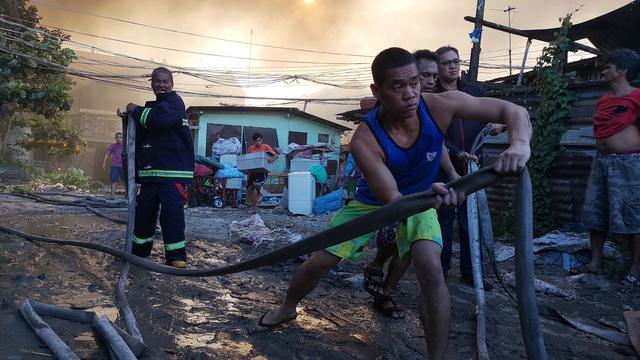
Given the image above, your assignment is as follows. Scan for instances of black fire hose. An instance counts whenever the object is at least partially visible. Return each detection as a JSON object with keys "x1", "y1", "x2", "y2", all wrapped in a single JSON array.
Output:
[
  {"x1": 515, "y1": 168, "x2": 548, "y2": 359},
  {"x1": 0, "y1": 164, "x2": 547, "y2": 359}
]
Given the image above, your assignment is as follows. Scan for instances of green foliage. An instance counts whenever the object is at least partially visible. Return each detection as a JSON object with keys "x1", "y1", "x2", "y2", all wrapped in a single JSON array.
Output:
[
  {"x1": 0, "y1": 157, "x2": 45, "y2": 181},
  {"x1": 41, "y1": 167, "x2": 96, "y2": 191},
  {"x1": 492, "y1": 199, "x2": 516, "y2": 240},
  {"x1": 1, "y1": 162, "x2": 96, "y2": 192},
  {"x1": 17, "y1": 115, "x2": 86, "y2": 157},
  {"x1": 490, "y1": 15, "x2": 576, "y2": 239},
  {"x1": 528, "y1": 15, "x2": 576, "y2": 236},
  {"x1": 0, "y1": 0, "x2": 82, "y2": 159},
  {"x1": 5, "y1": 183, "x2": 35, "y2": 194}
]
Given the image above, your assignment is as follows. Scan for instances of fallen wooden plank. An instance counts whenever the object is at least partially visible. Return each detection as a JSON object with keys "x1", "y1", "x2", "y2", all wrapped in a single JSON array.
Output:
[{"x1": 551, "y1": 307, "x2": 629, "y2": 346}]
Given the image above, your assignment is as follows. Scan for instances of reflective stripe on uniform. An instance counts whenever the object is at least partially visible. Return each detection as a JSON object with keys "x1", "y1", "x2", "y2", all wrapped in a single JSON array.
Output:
[
  {"x1": 133, "y1": 234, "x2": 154, "y2": 244},
  {"x1": 165, "y1": 241, "x2": 185, "y2": 251},
  {"x1": 137, "y1": 170, "x2": 193, "y2": 178},
  {"x1": 182, "y1": 119, "x2": 189, "y2": 126},
  {"x1": 140, "y1": 108, "x2": 151, "y2": 127}
]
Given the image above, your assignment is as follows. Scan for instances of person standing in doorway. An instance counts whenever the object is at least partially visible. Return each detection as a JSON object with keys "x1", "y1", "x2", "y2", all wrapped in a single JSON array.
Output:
[{"x1": 246, "y1": 133, "x2": 278, "y2": 214}]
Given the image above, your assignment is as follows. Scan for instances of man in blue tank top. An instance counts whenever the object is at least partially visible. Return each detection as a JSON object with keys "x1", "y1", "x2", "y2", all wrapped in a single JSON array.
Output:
[
  {"x1": 254, "y1": 47, "x2": 532, "y2": 360},
  {"x1": 362, "y1": 49, "x2": 462, "y2": 320}
]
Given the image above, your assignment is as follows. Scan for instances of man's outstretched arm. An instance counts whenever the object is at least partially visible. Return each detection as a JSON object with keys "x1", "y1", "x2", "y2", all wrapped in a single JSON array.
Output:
[{"x1": 429, "y1": 91, "x2": 532, "y2": 174}]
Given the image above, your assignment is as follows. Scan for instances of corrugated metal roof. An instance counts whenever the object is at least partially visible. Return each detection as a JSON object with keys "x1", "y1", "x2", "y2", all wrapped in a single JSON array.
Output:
[{"x1": 187, "y1": 105, "x2": 352, "y2": 132}]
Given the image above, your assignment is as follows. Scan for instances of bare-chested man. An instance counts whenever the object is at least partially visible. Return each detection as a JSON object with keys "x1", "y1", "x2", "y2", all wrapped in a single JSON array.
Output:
[{"x1": 572, "y1": 48, "x2": 640, "y2": 286}]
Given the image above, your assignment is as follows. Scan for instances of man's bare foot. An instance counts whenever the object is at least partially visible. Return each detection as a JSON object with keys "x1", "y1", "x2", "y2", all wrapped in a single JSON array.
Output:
[{"x1": 251, "y1": 307, "x2": 297, "y2": 333}]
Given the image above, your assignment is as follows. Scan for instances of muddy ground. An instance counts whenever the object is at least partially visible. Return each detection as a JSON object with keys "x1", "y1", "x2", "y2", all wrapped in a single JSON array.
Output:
[{"x1": 0, "y1": 191, "x2": 638, "y2": 359}]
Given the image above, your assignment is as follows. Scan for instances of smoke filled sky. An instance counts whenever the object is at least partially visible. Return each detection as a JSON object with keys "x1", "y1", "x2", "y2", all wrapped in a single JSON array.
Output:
[{"x1": 32, "y1": 0, "x2": 631, "y2": 115}]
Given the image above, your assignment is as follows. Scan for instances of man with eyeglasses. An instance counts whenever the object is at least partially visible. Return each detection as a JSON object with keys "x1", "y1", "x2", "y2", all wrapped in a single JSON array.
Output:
[{"x1": 434, "y1": 46, "x2": 504, "y2": 289}]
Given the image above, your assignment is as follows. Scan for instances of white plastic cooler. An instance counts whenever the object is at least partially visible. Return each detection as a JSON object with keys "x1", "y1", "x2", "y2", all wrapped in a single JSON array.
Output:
[
  {"x1": 237, "y1": 151, "x2": 272, "y2": 173},
  {"x1": 288, "y1": 171, "x2": 315, "y2": 215},
  {"x1": 290, "y1": 158, "x2": 322, "y2": 172}
]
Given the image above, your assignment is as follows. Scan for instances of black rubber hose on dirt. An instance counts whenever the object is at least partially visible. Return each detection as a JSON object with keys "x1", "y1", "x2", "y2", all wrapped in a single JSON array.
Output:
[
  {"x1": 116, "y1": 114, "x2": 143, "y2": 343},
  {"x1": 4, "y1": 192, "x2": 126, "y2": 209},
  {"x1": 515, "y1": 168, "x2": 548, "y2": 360},
  {"x1": 1, "y1": 165, "x2": 502, "y2": 277},
  {"x1": 0, "y1": 165, "x2": 548, "y2": 358}
]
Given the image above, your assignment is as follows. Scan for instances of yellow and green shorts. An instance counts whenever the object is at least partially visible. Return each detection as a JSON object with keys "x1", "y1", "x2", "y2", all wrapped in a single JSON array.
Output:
[{"x1": 325, "y1": 200, "x2": 442, "y2": 262}]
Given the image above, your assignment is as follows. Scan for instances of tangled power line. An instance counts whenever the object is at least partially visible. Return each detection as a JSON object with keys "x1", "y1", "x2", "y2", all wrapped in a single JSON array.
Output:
[{"x1": 2, "y1": 3, "x2": 595, "y2": 106}]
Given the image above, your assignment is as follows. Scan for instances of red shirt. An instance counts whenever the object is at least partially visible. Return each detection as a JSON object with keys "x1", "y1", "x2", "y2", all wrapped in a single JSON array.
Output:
[
  {"x1": 593, "y1": 88, "x2": 640, "y2": 139},
  {"x1": 247, "y1": 143, "x2": 276, "y2": 155}
]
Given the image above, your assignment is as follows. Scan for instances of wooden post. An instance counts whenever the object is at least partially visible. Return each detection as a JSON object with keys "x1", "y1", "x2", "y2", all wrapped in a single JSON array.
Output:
[
  {"x1": 517, "y1": 38, "x2": 533, "y2": 86},
  {"x1": 468, "y1": 0, "x2": 485, "y2": 83}
]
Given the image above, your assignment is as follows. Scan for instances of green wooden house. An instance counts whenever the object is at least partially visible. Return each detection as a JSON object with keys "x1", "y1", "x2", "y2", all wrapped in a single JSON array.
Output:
[{"x1": 186, "y1": 106, "x2": 352, "y2": 181}]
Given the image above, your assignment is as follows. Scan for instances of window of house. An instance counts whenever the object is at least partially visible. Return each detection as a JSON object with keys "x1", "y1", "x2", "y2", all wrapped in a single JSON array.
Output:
[
  {"x1": 317, "y1": 133, "x2": 329, "y2": 143},
  {"x1": 288, "y1": 131, "x2": 307, "y2": 145},
  {"x1": 206, "y1": 123, "x2": 242, "y2": 158},
  {"x1": 243, "y1": 126, "x2": 279, "y2": 153}
]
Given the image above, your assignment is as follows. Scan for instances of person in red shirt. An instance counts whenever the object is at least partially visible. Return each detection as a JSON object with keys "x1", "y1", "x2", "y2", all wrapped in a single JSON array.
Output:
[
  {"x1": 572, "y1": 48, "x2": 640, "y2": 286},
  {"x1": 246, "y1": 132, "x2": 278, "y2": 213}
]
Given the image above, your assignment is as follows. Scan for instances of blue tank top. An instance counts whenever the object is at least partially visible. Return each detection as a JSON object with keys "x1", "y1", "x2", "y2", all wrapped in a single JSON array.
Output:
[{"x1": 354, "y1": 97, "x2": 443, "y2": 205}]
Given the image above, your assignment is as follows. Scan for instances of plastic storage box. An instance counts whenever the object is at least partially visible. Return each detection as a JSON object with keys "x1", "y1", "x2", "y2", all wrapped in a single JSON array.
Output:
[
  {"x1": 224, "y1": 177, "x2": 243, "y2": 189},
  {"x1": 288, "y1": 171, "x2": 315, "y2": 215},
  {"x1": 290, "y1": 158, "x2": 322, "y2": 172},
  {"x1": 313, "y1": 190, "x2": 344, "y2": 215},
  {"x1": 219, "y1": 154, "x2": 237, "y2": 166},
  {"x1": 237, "y1": 152, "x2": 272, "y2": 174}
]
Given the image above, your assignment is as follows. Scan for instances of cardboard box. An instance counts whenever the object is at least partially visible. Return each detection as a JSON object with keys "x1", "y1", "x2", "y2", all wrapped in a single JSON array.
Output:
[{"x1": 237, "y1": 152, "x2": 272, "y2": 173}]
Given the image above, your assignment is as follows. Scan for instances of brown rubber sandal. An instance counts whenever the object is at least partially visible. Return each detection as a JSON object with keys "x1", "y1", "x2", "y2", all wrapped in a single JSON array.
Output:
[
  {"x1": 363, "y1": 264, "x2": 385, "y2": 297},
  {"x1": 250, "y1": 312, "x2": 297, "y2": 333},
  {"x1": 373, "y1": 295, "x2": 405, "y2": 320}
]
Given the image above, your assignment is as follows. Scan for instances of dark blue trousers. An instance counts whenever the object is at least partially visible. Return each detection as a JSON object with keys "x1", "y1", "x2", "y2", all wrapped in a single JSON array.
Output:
[
  {"x1": 438, "y1": 199, "x2": 483, "y2": 280},
  {"x1": 132, "y1": 183, "x2": 187, "y2": 262}
]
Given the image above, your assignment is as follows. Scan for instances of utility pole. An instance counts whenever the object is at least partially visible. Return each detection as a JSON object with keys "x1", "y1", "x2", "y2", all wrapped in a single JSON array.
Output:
[
  {"x1": 248, "y1": 29, "x2": 253, "y2": 80},
  {"x1": 247, "y1": 28, "x2": 253, "y2": 106},
  {"x1": 468, "y1": 0, "x2": 485, "y2": 83},
  {"x1": 504, "y1": 6, "x2": 516, "y2": 75}
]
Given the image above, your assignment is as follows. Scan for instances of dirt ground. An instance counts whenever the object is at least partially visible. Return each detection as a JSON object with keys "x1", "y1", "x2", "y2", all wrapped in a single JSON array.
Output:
[{"x1": 0, "y1": 191, "x2": 638, "y2": 359}]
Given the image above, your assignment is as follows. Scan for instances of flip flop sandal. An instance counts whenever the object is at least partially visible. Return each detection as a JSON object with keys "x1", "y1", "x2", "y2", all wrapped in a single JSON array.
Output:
[
  {"x1": 363, "y1": 264, "x2": 385, "y2": 297},
  {"x1": 250, "y1": 312, "x2": 297, "y2": 333},
  {"x1": 373, "y1": 295, "x2": 405, "y2": 320},
  {"x1": 621, "y1": 274, "x2": 640, "y2": 287}
]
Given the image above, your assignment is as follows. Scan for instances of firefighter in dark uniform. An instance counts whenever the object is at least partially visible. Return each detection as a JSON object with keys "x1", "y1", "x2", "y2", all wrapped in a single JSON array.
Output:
[{"x1": 118, "y1": 67, "x2": 194, "y2": 268}]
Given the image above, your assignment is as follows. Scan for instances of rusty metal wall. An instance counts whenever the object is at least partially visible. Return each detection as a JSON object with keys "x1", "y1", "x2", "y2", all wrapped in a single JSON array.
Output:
[
  {"x1": 482, "y1": 145, "x2": 593, "y2": 225},
  {"x1": 481, "y1": 80, "x2": 608, "y2": 226}
]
